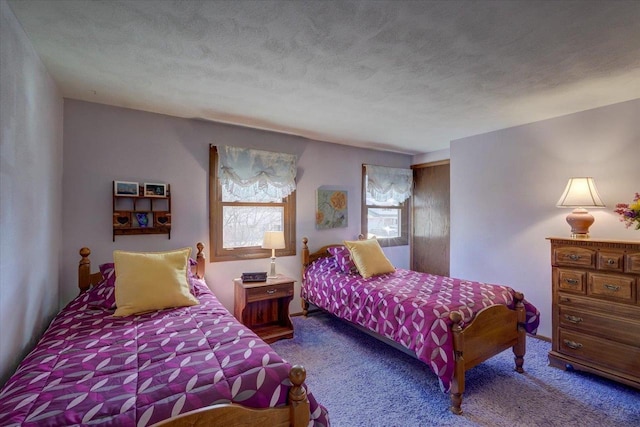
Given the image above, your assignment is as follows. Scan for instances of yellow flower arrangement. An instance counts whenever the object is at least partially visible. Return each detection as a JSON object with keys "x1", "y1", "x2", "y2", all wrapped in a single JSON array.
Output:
[{"x1": 614, "y1": 193, "x2": 640, "y2": 230}]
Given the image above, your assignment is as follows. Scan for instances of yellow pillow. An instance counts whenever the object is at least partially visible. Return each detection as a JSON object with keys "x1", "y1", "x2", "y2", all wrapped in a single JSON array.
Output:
[
  {"x1": 343, "y1": 239, "x2": 395, "y2": 279},
  {"x1": 113, "y1": 247, "x2": 198, "y2": 317}
]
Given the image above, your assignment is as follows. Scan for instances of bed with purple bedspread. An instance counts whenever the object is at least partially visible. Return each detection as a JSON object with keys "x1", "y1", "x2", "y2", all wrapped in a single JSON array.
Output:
[
  {"x1": 0, "y1": 274, "x2": 329, "y2": 426},
  {"x1": 303, "y1": 255, "x2": 540, "y2": 393}
]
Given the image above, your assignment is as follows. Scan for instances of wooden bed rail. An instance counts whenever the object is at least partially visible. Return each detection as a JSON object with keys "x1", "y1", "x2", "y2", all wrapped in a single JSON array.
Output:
[{"x1": 78, "y1": 242, "x2": 207, "y2": 294}]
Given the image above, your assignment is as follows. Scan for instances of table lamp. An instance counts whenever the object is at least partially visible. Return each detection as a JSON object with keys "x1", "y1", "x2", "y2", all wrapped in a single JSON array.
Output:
[
  {"x1": 556, "y1": 177, "x2": 605, "y2": 238},
  {"x1": 262, "y1": 231, "x2": 286, "y2": 278}
]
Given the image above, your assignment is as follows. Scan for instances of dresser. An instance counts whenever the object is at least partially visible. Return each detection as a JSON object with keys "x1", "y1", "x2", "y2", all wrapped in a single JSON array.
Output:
[{"x1": 547, "y1": 237, "x2": 640, "y2": 388}]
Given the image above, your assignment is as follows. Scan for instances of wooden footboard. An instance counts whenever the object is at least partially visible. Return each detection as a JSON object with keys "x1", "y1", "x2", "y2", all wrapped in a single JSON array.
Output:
[
  {"x1": 151, "y1": 365, "x2": 310, "y2": 427},
  {"x1": 448, "y1": 292, "x2": 526, "y2": 414}
]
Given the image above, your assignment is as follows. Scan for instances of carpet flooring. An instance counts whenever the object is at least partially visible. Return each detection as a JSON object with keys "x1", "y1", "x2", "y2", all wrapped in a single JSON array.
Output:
[{"x1": 271, "y1": 312, "x2": 640, "y2": 427}]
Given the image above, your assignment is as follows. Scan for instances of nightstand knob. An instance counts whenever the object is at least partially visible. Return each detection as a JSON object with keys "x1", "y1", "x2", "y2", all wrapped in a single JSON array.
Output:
[
  {"x1": 266, "y1": 289, "x2": 276, "y2": 294},
  {"x1": 607, "y1": 259, "x2": 615, "y2": 265}
]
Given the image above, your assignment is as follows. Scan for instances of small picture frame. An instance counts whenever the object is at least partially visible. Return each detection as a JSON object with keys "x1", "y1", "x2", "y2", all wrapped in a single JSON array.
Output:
[
  {"x1": 144, "y1": 183, "x2": 166, "y2": 197},
  {"x1": 114, "y1": 181, "x2": 140, "y2": 196}
]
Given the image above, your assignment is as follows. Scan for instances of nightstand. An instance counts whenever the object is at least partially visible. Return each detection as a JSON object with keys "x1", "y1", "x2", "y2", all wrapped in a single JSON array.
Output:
[{"x1": 234, "y1": 275, "x2": 295, "y2": 343}]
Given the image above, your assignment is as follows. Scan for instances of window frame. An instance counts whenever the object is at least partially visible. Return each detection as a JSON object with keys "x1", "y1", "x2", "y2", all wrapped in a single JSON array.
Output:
[
  {"x1": 361, "y1": 164, "x2": 409, "y2": 247},
  {"x1": 209, "y1": 146, "x2": 296, "y2": 262}
]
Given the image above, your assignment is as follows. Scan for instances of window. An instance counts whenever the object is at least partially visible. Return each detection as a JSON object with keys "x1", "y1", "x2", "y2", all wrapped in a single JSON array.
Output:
[
  {"x1": 209, "y1": 146, "x2": 296, "y2": 262},
  {"x1": 361, "y1": 164, "x2": 412, "y2": 247}
]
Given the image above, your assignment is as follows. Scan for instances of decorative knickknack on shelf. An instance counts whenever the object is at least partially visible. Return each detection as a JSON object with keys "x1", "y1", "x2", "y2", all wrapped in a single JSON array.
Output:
[
  {"x1": 135, "y1": 212, "x2": 149, "y2": 228},
  {"x1": 614, "y1": 193, "x2": 640, "y2": 230},
  {"x1": 112, "y1": 181, "x2": 171, "y2": 240}
]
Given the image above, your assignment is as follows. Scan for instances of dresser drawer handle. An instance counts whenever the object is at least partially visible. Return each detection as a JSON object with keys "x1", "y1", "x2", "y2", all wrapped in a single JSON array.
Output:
[
  {"x1": 565, "y1": 278, "x2": 579, "y2": 285},
  {"x1": 606, "y1": 259, "x2": 615, "y2": 265},
  {"x1": 568, "y1": 254, "x2": 581, "y2": 261},
  {"x1": 603, "y1": 284, "x2": 620, "y2": 291},
  {"x1": 266, "y1": 289, "x2": 276, "y2": 294},
  {"x1": 563, "y1": 339, "x2": 583, "y2": 350},
  {"x1": 559, "y1": 296, "x2": 571, "y2": 303},
  {"x1": 564, "y1": 315, "x2": 583, "y2": 324}
]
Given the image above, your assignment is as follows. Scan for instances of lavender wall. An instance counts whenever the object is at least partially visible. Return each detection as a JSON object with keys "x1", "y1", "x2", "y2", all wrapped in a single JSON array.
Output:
[
  {"x1": 450, "y1": 99, "x2": 640, "y2": 339},
  {"x1": 62, "y1": 100, "x2": 411, "y2": 313},
  {"x1": 0, "y1": 0, "x2": 63, "y2": 386}
]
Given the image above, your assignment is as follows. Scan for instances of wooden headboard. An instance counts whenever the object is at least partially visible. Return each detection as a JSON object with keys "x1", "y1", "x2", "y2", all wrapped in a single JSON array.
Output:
[
  {"x1": 78, "y1": 242, "x2": 206, "y2": 294},
  {"x1": 301, "y1": 237, "x2": 342, "y2": 269},
  {"x1": 301, "y1": 236, "x2": 367, "y2": 270}
]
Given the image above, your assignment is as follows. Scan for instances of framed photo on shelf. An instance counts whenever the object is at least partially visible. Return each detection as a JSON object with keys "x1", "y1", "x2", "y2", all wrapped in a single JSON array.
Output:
[
  {"x1": 144, "y1": 183, "x2": 166, "y2": 197},
  {"x1": 114, "y1": 181, "x2": 140, "y2": 196}
]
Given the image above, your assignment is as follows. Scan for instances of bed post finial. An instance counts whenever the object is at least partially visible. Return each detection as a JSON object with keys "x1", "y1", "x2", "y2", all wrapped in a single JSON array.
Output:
[
  {"x1": 79, "y1": 247, "x2": 91, "y2": 294},
  {"x1": 289, "y1": 365, "x2": 309, "y2": 427},
  {"x1": 195, "y1": 242, "x2": 205, "y2": 279}
]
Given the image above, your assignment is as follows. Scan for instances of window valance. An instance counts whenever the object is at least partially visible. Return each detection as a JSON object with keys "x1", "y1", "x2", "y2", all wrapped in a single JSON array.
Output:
[
  {"x1": 365, "y1": 164, "x2": 413, "y2": 204},
  {"x1": 217, "y1": 145, "x2": 297, "y2": 199}
]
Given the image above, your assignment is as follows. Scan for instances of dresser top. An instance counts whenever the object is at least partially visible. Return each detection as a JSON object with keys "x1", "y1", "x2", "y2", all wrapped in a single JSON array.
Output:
[{"x1": 547, "y1": 237, "x2": 640, "y2": 245}]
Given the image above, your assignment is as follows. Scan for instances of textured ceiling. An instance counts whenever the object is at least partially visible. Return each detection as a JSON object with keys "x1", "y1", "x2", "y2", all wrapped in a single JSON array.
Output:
[{"x1": 8, "y1": 0, "x2": 640, "y2": 154}]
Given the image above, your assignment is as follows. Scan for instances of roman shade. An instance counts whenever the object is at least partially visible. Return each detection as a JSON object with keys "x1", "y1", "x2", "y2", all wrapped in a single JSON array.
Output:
[
  {"x1": 217, "y1": 145, "x2": 297, "y2": 199},
  {"x1": 365, "y1": 164, "x2": 413, "y2": 203}
]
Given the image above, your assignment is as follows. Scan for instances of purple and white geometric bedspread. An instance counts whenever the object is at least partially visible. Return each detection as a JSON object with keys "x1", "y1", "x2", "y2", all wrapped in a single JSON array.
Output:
[
  {"x1": 303, "y1": 256, "x2": 540, "y2": 392},
  {"x1": 0, "y1": 276, "x2": 329, "y2": 426}
]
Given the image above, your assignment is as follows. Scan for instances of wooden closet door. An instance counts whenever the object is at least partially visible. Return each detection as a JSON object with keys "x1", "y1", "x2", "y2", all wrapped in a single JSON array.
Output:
[{"x1": 411, "y1": 161, "x2": 450, "y2": 276}]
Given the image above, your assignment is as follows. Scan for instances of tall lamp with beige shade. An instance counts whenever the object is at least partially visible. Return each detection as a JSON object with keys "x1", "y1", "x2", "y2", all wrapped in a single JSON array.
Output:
[
  {"x1": 556, "y1": 177, "x2": 605, "y2": 239},
  {"x1": 262, "y1": 231, "x2": 286, "y2": 278}
]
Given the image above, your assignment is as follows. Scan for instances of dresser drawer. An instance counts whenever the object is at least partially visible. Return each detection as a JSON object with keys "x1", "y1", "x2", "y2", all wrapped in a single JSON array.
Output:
[
  {"x1": 588, "y1": 273, "x2": 635, "y2": 303},
  {"x1": 553, "y1": 246, "x2": 595, "y2": 268},
  {"x1": 556, "y1": 268, "x2": 586, "y2": 294},
  {"x1": 558, "y1": 306, "x2": 640, "y2": 347},
  {"x1": 558, "y1": 329, "x2": 640, "y2": 376},
  {"x1": 246, "y1": 283, "x2": 293, "y2": 303},
  {"x1": 626, "y1": 252, "x2": 640, "y2": 274},
  {"x1": 597, "y1": 251, "x2": 624, "y2": 272}
]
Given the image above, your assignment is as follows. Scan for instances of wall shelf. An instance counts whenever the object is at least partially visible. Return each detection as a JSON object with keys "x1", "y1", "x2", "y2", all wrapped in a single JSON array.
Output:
[{"x1": 112, "y1": 182, "x2": 171, "y2": 241}]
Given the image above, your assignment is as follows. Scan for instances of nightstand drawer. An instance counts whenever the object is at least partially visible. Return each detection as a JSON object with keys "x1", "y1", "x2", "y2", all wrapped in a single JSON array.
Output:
[
  {"x1": 246, "y1": 283, "x2": 293, "y2": 303},
  {"x1": 558, "y1": 329, "x2": 640, "y2": 375},
  {"x1": 553, "y1": 246, "x2": 595, "y2": 268},
  {"x1": 588, "y1": 273, "x2": 635, "y2": 303},
  {"x1": 556, "y1": 268, "x2": 586, "y2": 294}
]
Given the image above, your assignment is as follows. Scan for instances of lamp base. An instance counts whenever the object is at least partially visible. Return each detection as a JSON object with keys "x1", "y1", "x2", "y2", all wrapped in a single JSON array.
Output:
[
  {"x1": 268, "y1": 256, "x2": 278, "y2": 279},
  {"x1": 566, "y1": 208, "x2": 594, "y2": 239}
]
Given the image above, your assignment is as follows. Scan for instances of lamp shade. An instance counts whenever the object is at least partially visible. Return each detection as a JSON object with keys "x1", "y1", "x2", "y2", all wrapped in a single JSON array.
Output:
[
  {"x1": 262, "y1": 231, "x2": 286, "y2": 249},
  {"x1": 556, "y1": 177, "x2": 605, "y2": 208}
]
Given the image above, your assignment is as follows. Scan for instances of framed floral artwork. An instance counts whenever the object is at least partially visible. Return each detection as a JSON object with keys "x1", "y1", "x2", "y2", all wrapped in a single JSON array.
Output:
[{"x1": 316, "y1": 187, "x2": 348, "y2": 229}]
